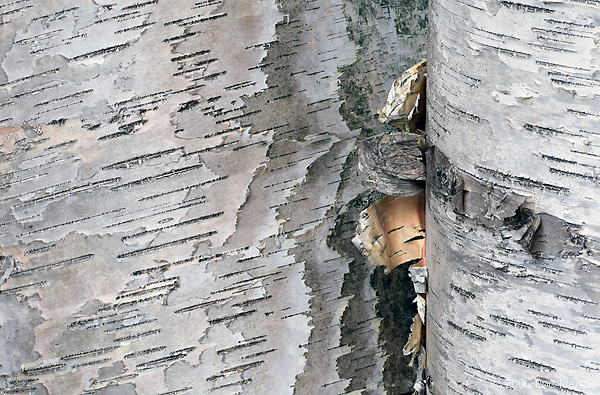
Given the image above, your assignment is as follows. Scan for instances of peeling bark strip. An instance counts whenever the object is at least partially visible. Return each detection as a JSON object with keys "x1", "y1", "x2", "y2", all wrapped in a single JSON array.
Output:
[
  {"x1": 378, "y1": 60, "x2": 427, "y2": 134},
  {"x1": 427, "y1": 0, "x2": 600, "y2": 391},
  {"x1": 0, "y1": 0, "x2": 427, "y2": 394},
  {"x1": 354, "y1": 193, "x2": 426, "y2": 274}
]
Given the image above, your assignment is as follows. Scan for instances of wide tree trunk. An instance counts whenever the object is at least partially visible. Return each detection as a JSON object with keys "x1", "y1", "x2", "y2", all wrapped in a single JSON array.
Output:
[
  {"x1": 0, "y1": 0, "x2": 426, "y2": 394},
  {"x1": 427, "y1": 0, "x2": 600, "y2": 393}
]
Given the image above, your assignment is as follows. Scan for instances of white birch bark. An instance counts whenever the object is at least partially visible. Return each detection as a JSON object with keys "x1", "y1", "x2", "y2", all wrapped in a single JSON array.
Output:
[
  {"x1": 0, "y1": 0, "x2": 426, "y2": 394},
  {"x1": 427, "y1": 0, "x2": 600, "y2": 393}
]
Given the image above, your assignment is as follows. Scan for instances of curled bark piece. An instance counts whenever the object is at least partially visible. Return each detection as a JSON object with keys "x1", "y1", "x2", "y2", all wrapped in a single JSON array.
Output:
[
  {"x1": 403, "y1": 313, "x2": 423, "y2": 363},
  {"x1": 353, "y1": 192, "x2": 426, "y2": 274},
  {"x1": 409, "y1": 266, "x2": 428, "y2": 294},
  {"x1": 414, "y1": 294, "x2": 426, "y2": 324},
  {"x1": 358, "y1": 132, "x2": 426, "y2": 196},
  {"x1": 377, "y1": 61, "x2": 427, "y2": 133}
]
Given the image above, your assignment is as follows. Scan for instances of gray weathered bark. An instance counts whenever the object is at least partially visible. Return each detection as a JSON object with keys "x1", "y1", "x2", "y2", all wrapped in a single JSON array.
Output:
[
  {"x1": 0, "y1": 0, "x2": 426, "y2": 394},
  {"x1": 427, "y1": 0, "x2": 600, "y2": 393}
]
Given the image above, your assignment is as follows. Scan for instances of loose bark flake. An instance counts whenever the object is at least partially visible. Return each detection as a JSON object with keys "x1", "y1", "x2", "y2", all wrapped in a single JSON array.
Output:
[{"x1": 354, "y1": 193, "x2": 426, "y2": 274}]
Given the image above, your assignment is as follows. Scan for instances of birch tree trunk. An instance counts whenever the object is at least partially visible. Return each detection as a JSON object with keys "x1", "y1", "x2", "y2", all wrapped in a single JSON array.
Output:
[
  {"x1": 427, "y1": 0, "x2": 600, "y2": 393},
  {"x1": 0, "y1": 0, "x2": 426, "y2": 394}
]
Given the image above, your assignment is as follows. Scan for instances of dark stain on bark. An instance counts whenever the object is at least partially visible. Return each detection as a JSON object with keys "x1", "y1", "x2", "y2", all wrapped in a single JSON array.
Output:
[
  {"x1": 371, "y1": 264, "x2": 418, "y2": 394},
  {"x1": 427, "y1": 147, "x2": 464, "y2": 204}
]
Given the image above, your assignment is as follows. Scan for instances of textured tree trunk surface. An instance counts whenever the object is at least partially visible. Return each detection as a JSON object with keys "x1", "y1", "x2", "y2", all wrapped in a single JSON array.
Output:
[
  {"x1": 427, "y1": 0, "x2": 600, "y2": 393},
  {"x1": 0, "y1": 0, "x2": 426, "y2": 394}
]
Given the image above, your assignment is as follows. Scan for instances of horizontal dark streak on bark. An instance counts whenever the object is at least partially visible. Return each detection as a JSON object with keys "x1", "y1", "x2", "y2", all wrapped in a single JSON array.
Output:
[
  {"x1": 95, "y1": 373, "x2": 139, "y2": 385},
  {"x1": 102, "y1": 148, "x2": 183, "y2": 169},
  {"x1": 447, "y1": 320, "x2": 486, "y2": 341},
  {"x1": 124, "y1": 346, "x2": 167, "y2": 359},
  {"x1": 122, "y1": 0, "x2": 158, "y2": 11},
  {"x1": 105, "y1": 198, "x2": 206, "y2": 228},
  {"x1": 206, "y1": 361, "x2": 264, "y2": 381},
  {"x1": 98, "y1": 294, "x2": 167, "y2": 312},
  {"x1": 117, "y1": 231, "x2": 216, "y2": 259},
  {"x1": 474, "y1": 165, "x2": 568, "y2": 192},
  {"x1": 15, "y1": 178, "x2": 120, "y2": 207},
  {"x1": 115, "y1": 284, "x2": 176, "y2": 300},
  {"x1": 73, "y1": 358, "x2": 111, "y2": 369},
  {"x1": 139, "y1": 176, "x2": 228, "y2": 201},
  {"x1": 113, "y1": 329, "x2": 161, "y2": 343},
  {"x1": 0, "y1": 68, "x2": 59, "y2": 88},
  {"x1": 121, "y1": 212, "x2": 223, "y2": 241},
  {"x1": 174, "y1": 297, "x2": 229, "y2": 314},
  {"x1": 19, "y1": 208, "x2": 124, "y2": 237},
  {"x1": 208, "y1": 310, "x2": 257, "y2": 325},
  {"x1": 33, "y1": 89, "x2": 93, "y2": 108},
  {"x1": 72, "y1": 43, "x2": 129, "y2": 61},
  {"x1": 216, "y1": 338, "x2": 267, "y2": 355},
  {"x1": 157, "y1": 387, "x2": 194, "y2": 395},
  {"x1": 179, "y1": 13, "x2": 227, "y2": 27},
  {"x1": 10, "y1": 254, "x2": 94, "y2": 277},
  {"x1": 111, "y1": 164, "x2": 203, "y2": 191},
  {"x1": 21, "y1": 363, "x2": 65, "y2": 376},
  {"x1": 135, "y1": 347, "x2": 195, "y2": 371},
  {"x1": 207, "y1": 378, "x2": 252, "y2": 391},
  {"x1": 61, "y1": 346, "x2": 119, "y2": 361},
  {"x1": 0, "y1": 280, "x2": 47, "y2": 294}
]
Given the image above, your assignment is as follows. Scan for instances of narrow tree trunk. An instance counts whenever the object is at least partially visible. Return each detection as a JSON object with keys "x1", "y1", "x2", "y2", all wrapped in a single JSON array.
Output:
[{"x1": 427, "y1": 0, "x2": 600, "y2": 393}]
